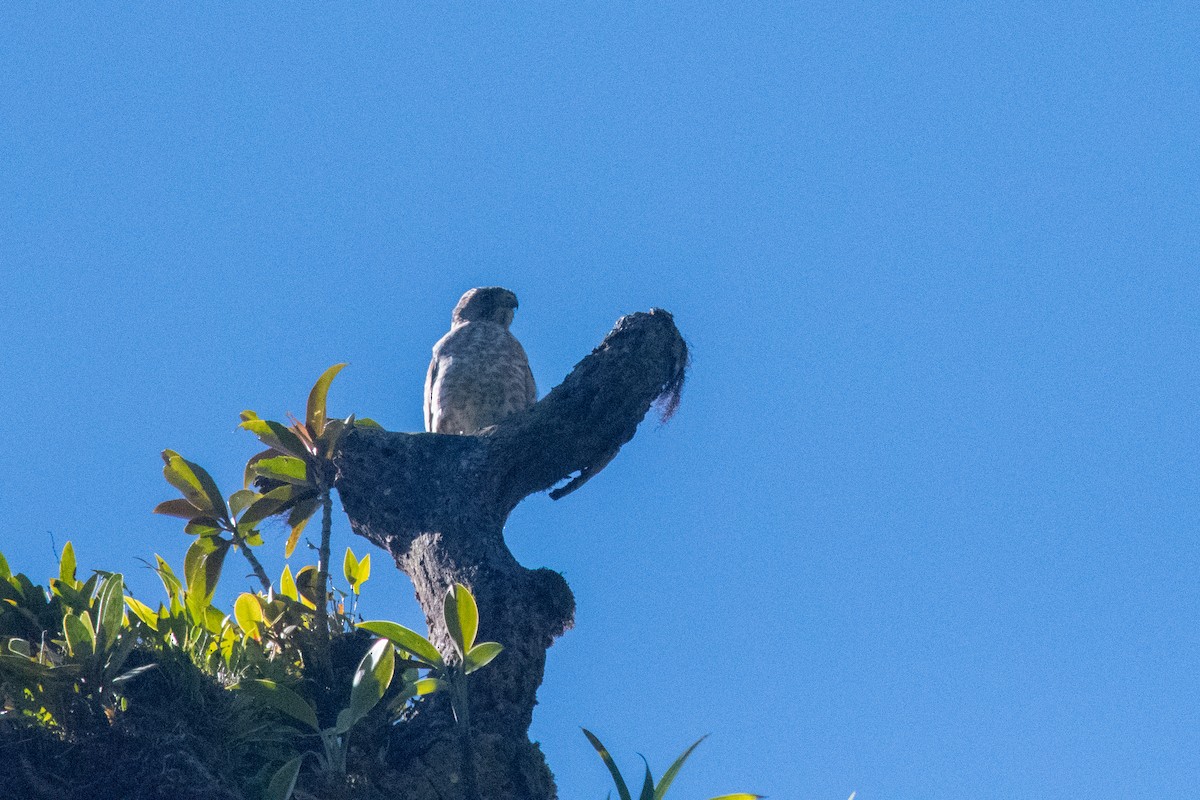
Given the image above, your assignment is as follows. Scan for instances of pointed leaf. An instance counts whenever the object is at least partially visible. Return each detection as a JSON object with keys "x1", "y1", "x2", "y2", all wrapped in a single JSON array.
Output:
[
  {"x1": 353, "y1": 554, "x2": 371, "y2": 594},
  {"x1": 319, "y1": 418, "x2": 347, "y2": 456},
  {"x1": 239, "y1": 484, "x2": 299, "y2": 529},
  {"x1": 265, "y1": 755, "x2": 304, "y2": 800},
  {"x1": 343, "y1": 548, "x2": 359, "y2": 588},
  {"x1": 62, "y1": 613, "x2": 93, "y2": 657},
  {"x1": 228, "y1": 489, "x2": 259, "y2": 518},
  {"x1": 279, "y1": 565, "x2": 299, "y2": 602},
  {"x1": 184, "y1": 518, "x2": 224, "y2": 537},
  {"x1": 95, "y1": 573, "x2": 125, "y2": 651},
  {"x1": 243, "y1": 448, "x2": 277, "y2": 488},
  {"x1": 583, "y1": 729, "x2": 633, "y2": 800},
  {"x1": 0, "y1": 550, "x2": 10, "y2": 580},
  {"x1": 153, "y1": 498, "x2": 203, "y2": 520},
  {"x1": 287, "y1": 493, "x2": 321, "y2": 524},
  {"x1": 639, "y1": 758, "x2": 655, "y2": 800},
  {"x1": 184, "y1": 539, "x2": 228, "y2": 619},
  {"x1": 464, "y1": 641, "x2": 504, "y2": 674},
  {"x1": 335, "y1": 637, "x2": 395, "y2": 734},
  {"x1": 239, "y1": 419, "x2": 307, "y2": 459},
  {"x1": 354, "y1": 417, "x2": 383, "y2": 430},
  {"x1": 154, "y1": 555, "x2": 183, "y2": 599},
  {"x1": 50, "y1": 579, "x2": 89, "y2": 611},
  {"x1": 162, "y1": 451, "x2": 228, "y2": 523},
  {"x1": 357, "y1": 620, "x2": 443, "y2": 667},
  {"x1": 252, "y1": 455, "x2": 309, "y2": 486},
  {"x1": 124, "y1": 596, "x2": 160, "y2": 631},
  {"x1": 443, "y1": 583, "x2": 479, "y2": 658},
  {"x1": 284, "y1": 509, "x2": 311, "y2": 559},
  {"x1": 413, "y1": 677, "x2": 443, "y2": 696},
  {"x1": 653, "y1": 736, "x2": 707, "y2": 800},
  {"x1": 235, "y1": 679, "x2": 319, "y2": 731},
  {"x1": 79, "y1": 610, "x2": 97, "y2": 652},
  {"x1": 59, "y1": 542, "x2": 77, "y2": 586},
  {"x1": 307, "y1": 363, "x2": 346, "y2": 435}
]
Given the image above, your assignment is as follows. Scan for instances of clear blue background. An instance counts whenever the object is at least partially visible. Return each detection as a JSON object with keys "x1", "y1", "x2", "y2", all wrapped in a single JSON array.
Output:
[{"x1": 1, "y1": 5, "x2": 1197, "y2": 799}]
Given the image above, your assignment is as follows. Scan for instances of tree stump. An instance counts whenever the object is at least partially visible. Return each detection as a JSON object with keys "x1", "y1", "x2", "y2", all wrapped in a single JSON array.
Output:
[{"x1": 333, "y1": 309, "x2": 687, "y2": 800}]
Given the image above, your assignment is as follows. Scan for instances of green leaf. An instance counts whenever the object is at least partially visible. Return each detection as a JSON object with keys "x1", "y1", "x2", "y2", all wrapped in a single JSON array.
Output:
[
  {"x1": 95, "y1": 573, "x2": 125, "y2": 651},
  {"x1": 189, "y1": 533, "x2": 224, "y2": 554},
  {"x1": 243, "y1": 448, "x2": 277, "y2": 489},
  {"x1": 343, "y1": 548, "x2": 370, "y2": 594},
  {"x1": 464, "y1": 641, "x2": 504, "y2": 674},
  {"x1": 228, "y1": 489, "x2": 259, "y2": 518},
  {"x1": 354, "y1": 417, "x2": 384, "y2": 430},
  {"x1": 335, "y1": 637, "x2": 395, "y2": 734},
  {"x1": 287, "y1": 493, "x2": 322, "y2": 527},
  {"x1": 413, "y1": 677, "x2": 443, "y2": 696},
  {"x1": 357, "y1": 620, "x2": 444, "y2": 668},
  {"x1": 0, "y1": 550, "x2": 11, "y2": 580},
  {"x1": 51, "y1": 579, "x2": 89, "y2": 611},
  {"x1": 153, "y1": 498, "x2": 203, "y2": 520},
  {"x1": 443, "y1": 583, "x2": 479, "y2": 658},
  {"x1": 58, "y1": 542, "x2": 77, "y2": 586},
  {"x1": 111, "y1": 662, "x2": 158, "y2": 685},
  {"x1": 183, "y1": 539, "x2": 228, "y2": 619},
  {"x1": 307, "y1": 363, "x2": 346, "y2": 436},
  {"x1": 124, "y1": 596, "x2": 160, "y2": 631},
  {"x1": 80, "y1": 610, "x2": 98, "y2": 651},
  {"x1": 652, "y1": 736, "x2": 707, "y2": 800},
  {"x1": 252, "y1": 455, "x2": 309, "y2": 486},
  {"x1": 239, "y1": 484, "x2": 299, "y2": 529},
  {"x1": 353, "y1": 554, "x2": 371, "y2": 594},
  {"x1": 319, "y1": 418, "x2": 347, "y2": 456},
  {"x1": 583, "y1": 728, "x2": 633, "y2": 800},
  {"x1": 234, "y1": 593, "x2": 264, "y2": 640},
  {"x1": 282, "y1": 501, "x2": 319, "y2": 556},
  {"x1": 639, "y1": 758, "x2": 655, "y2": 800},
  {"x1": 62, "y1": 612, "x2": 93, "y2": 657},
  {"x1": 154, "y1": 555, "x2": 183, "y2": 599},
  {"x1": 279, "y1": 565, "x2": 299, "y2": 602},
  {"x1": 235, "y1": 679, "x2": 320, "y2": 731},
  {"x1": 265, "y1": 756, "x2": 304, "y2": 800},
  {"x1": 161, "y1": 451, "x2": 228, "y2": 523},
  {"x1": 184, "y1": 517, "x2": 224, "y2": 537},
  {"x1": 294, "y1": 565, "x2": 320, "y2": 609},
  {"x1": 239, "y1": 419, "x2": 307, "y2": 459},
  {"x1": 103, "y1": 625, "x2": 140, "y2": 676}
]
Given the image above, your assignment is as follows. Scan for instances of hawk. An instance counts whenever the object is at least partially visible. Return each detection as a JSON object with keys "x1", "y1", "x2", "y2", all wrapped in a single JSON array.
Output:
[{"x1": 425, "y1": 287, "x2": 537, "y2": 435}]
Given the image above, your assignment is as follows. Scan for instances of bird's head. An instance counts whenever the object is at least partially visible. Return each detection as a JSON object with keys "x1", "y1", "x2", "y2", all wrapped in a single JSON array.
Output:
[{"x1": 451, "y1": 286, "x2": 520, "y2": 328}]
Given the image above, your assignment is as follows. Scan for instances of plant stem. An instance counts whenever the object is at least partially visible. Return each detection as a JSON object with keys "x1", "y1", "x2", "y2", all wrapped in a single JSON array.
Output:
[
  {"x1": 453, "y1": 670, "x2": 478, "y2": 800},
  {"x1": 314, "y1": 485, "x2": 333, "y2": 680},
  {"x1": 237, "y1": 538, "x2": 272, "y2": 593}
]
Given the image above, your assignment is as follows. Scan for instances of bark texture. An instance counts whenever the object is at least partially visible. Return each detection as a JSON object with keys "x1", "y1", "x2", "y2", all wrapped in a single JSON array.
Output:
[{"x1": 332, "y1": 308, "x2": 687, "y2": 800}]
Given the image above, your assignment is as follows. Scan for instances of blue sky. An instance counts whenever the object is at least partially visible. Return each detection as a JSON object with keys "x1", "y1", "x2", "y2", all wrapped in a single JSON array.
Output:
[{"x1": 1, "y1": 4, "x2": 1197, "y2": 798}]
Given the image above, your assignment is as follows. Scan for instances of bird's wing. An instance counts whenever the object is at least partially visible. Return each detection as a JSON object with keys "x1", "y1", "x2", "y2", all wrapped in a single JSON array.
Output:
[
  {"x1": 514, "y1": 338, "x2": 537, "y2": 407},
  {"x1": 523, "y1": 361, "x2": 537, "y2": 407},
  {"x1": 424, "y1": 352, "x2": 438, "y2": 432}
]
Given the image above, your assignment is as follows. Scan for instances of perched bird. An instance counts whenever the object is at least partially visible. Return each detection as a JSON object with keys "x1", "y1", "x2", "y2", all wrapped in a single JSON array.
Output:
[{"x1": 425, "y1": 287, "x2": 537, "y2": 434}]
